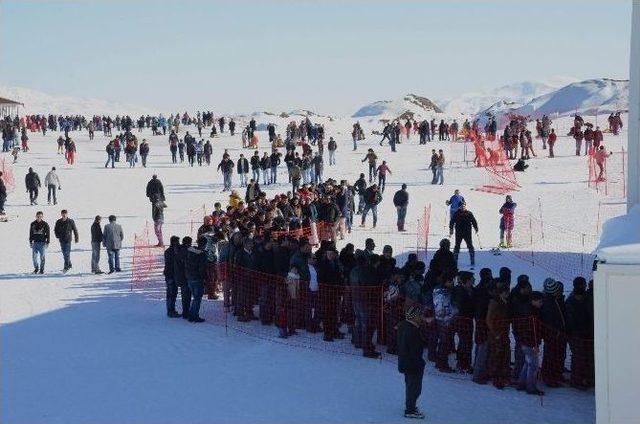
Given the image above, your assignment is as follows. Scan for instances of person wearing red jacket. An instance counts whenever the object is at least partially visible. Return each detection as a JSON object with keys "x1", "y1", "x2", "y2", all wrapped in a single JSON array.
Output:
[
  {"x1": 547, "y1": 129, "x2": 557, "y2": 158},
  {"x1": 594, "y1": 146, "x2": 611, "y2": 181}
]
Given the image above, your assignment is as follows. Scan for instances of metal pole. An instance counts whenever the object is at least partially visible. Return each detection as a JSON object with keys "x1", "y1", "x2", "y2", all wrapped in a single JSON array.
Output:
[{"x1": 529, "y1": 216, "x2": 534, "y2": 266}]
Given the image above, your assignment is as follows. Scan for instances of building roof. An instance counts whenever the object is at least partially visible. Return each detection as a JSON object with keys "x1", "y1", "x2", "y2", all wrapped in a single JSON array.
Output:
[
  {"x1": 0, "y1": 97, "x2": 24, "y2": 106},
  {"x1": 596, "y1": 204, "x2": 640, "y2": 265}
]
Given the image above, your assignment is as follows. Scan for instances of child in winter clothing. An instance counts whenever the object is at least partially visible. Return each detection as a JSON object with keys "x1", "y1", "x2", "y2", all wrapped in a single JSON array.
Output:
[{"x1": 499, "y1": 195, "x2": 517, "y2": 248}]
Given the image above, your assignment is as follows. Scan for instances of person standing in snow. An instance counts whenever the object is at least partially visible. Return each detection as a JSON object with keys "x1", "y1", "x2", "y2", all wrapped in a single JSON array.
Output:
[
  {"x1": 54, "y1": 209, "x2": 79, "y2": 272},
  {"x1": 102, "y1": 215, "x2": 124, "y2": 274},
  {"x1": 360, "y1": 184, "x2": 382, "y2": 228},
  {"x1": 361, "y1": 149, "x2": 378, "y2": 183},
  {"x1": 164, "y1": 236, "x2": 182, "y2": 318},
  {"x1": 376, "y1": 160, "x2": 392, "y2": 193},
  {"x1": 393, "y1": 183, "x2": 409, "y2": 232},
  {"x1": 91, "y1": 215, "x2": 104, "y2": 274},
  {"x1": 327, "y1": 137, "x2": 337, "y2": 165},
  {"x1": 397, "y1": 305, "x2": 428, "y2": 419},
  {"x1": 0, "y1": 172, "x2": 7, "y2": 215},
  {"x1": 236, "y1": 153, "x2": 249, "y2": 187},
  {"x1": 29, "y1": 211, "x2": 50, "y2": 274},
  {"x1": 498, "y1": 195, "x2": 517, "y2": 248},
  {"x1": 435, "y1": 149, "x2": 445, "y2": 185},
  {"x1": 44, "y1": 167, "x2": 61, "y2": 205},
  {"x1": 25, "y1": 167, "x2": 41, "y2": 206},
  {"x1": 449, "y1": 202, "x2": 478, "y2": 267},
  {"x1": 445, "y1": 189, "x2": 465, "y2": 224},
  {"x1": 139, "y1": 139, "x2": 150, "y2": 167},
  {"x1": 146, "y1": 175, "x2": 166, "y2": 247},
  {"x1": 547, "y1": 129, "x2": 557, "y2": 158}
]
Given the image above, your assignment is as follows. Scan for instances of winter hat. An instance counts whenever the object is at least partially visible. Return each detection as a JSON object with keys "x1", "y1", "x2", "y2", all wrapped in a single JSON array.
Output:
[
  {"x1": 405, "y1": 305, "x2": 422, "y2": 321},
  {"x1": 543, "y1": 278, "x2": 560, "y2": 295}
]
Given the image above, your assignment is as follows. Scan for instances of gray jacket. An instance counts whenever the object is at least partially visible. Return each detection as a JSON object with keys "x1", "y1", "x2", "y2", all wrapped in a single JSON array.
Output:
[{"x1": 102, "y1": 222, "x2": 124, "y2": 250}]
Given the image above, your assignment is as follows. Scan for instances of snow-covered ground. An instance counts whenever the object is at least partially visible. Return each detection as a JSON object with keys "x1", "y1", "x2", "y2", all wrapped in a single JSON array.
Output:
[{"x1": 2, "y1": 113, "x2": 625, "y2": 424}]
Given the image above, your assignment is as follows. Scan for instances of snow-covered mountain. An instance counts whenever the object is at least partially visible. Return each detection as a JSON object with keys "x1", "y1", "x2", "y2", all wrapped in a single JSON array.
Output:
[
  {"x1": 352, "y1": 94, "x2": 443, "y2": 121},
  {"x1": 439, "y1": 77, "x2": 579, "y2": 116},
  {"x1": 0, "y1": 85, "x2": 152, "y2": 116},
  {"x1": 511, "y1": 78, "x2": 628, "y2": 118}
]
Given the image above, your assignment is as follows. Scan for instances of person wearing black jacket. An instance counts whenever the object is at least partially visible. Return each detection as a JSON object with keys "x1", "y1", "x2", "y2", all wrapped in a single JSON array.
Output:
[
  {"x1": 90, "y1": 215, "x2": 104, "y2": 274},
  {"x1": 353, "y1": 173, "x2": 367, "y2": 214},
  {"x1": 472, "y1": 268, "x2": 494, "y2": 384},
  {"x1": 174, "y1": 237, "x2": 192, "y2": 319},
  {"x1": 0, "y1": 172, "x2": 6, "y2": 214},
  {"x1": 454, "y1": 271, "x2": 475, "y2": 372},
  {"x1": 25, "y1": 167, "x2": 41, "y2": 205},
  {"x1": 250, "y1": 151, "x2": 261, "y2": 183},
  {"x1": 393, "y1": 184, "x2": 409, "y2": 232},
  {"x1": 397, "y1": 305, "x2": 428, "y2": 419},
  {"x1": 235, "y1": 237, "x2": 258, "y2": 322},
  {"x1": 54, "y1": 209, "x2": 79, "y2": 272},
  {"x1": 448, "y1": 203, "x2": 478, "y2": 266},
  {"x1": 146, "y1": 174, "x2": 165, "y2": 204},
  {"x1": 270, "y1": 151, "x2": 281, "y2": 184},
  {"x1": 350, "y1": 254, "x2": 382, "y2": 358},
  {"x1": 318, "y1": 248, "x2": 344, "y2": 341},
  {"x1": 565, "y1": 277, "x2": 593, "y2": 389},
  {"x1": 540, "y1": 278, "x2": 566, "y2": 387},
  {"x1": 509, "y1": 276, "x2": 532, "y2": 379},
  {"x1": 257, "y1": 239, "x2": 276, "y2": 325},
  {"x1": 237, "y1": 154, "x2": 249, "y2": 187},
  {"x1": 29, "y1": 211, "x2": 50, "y2": 274},
  {"x1": 185, "y1": 236, "x2": 208, "y2": 322},
  {"x1": 425, "y1": 239, "x2": 457, "y2": 287},
  {"x1": 164, "y1": 236, "x2": 181, "y2": 318}
]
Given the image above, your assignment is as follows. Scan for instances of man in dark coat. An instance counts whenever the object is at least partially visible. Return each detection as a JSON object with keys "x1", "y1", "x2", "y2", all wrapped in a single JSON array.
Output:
[
  {"x1": 448, "y1": 202, "x2": 478, "y2": 266},
  {"x1": 185, "y1": 236, "x2": 208, "y2": 322},
  {"x1": 54, "y1": 209, "x2": 79, "y2": 272},
  {"x1": 29, "y1": 211, "x2": 50, "y2": 274},
  {"x1": 453, "y1": 271, "x2": 475, "y2": 373},
  {"x1": 235, "y1": 237, "x2": 258, "y2": 322},
  {"x1": 25, "y1": 167, "x2": 41, "y2": 205},
  {"x1": 393, "y1": 183, "x2": 409, "y2": 231},
  {"x1": 164, "y1": 236, "x2": 182, "y2": 317},
  {"x1": 0, "y1": 172, "x2": 7, "y2": 214},
  {"x1": 397, "y1": 305, "x2": 428, "y2": 419},
  {"x1": 317, "y1": 247, "x2": 343, "y2": 341},
  {"x1": 146, "y1": 174, "x2": 165, "y2": 203},
  {"x1": 565, "y1": 277, "x2": 594, "y2": 389},
  {"x1": 425, "y1": 238, "x2": 457, "y2": 287},
  {"x1": 472, "y1": 268, "x2": 494, "y2": 384},
  {"x1": 350, "y1": 254, "x2": 382, "y2": 358},
  {"x1": 540, "y1": 278, "x2": 566, "y2": 387}
]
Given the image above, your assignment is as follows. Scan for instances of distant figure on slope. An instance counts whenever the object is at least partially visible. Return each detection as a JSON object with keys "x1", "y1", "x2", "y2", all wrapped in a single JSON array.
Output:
[{"x1": 498, "y1": 195, "x2": 517, "y2": 248}]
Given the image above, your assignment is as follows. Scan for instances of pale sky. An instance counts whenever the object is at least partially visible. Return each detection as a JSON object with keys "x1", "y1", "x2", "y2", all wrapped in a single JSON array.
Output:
[{"x1": 0, "y1": 0, "x2": 632, "y2": 115}]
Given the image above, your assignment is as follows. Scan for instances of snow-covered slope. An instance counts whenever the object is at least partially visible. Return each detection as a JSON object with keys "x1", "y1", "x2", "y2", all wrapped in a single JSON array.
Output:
[
  {"x1": 439, "y1": 78, "x2": 579, "y2": 117},
  {"x1": 512, "y1": 78, "x2": 629, "y2": 118},
  {"x1": 352, "y1": 94, "x2": 443, "y2": 121},
  {"x1": 0, "y1": 85, "x2": 152, "y2": 116}
]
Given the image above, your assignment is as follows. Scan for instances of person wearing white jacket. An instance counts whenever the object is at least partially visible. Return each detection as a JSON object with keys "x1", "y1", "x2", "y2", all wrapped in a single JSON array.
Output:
[{"x1": 44, "y1": 167, "x2": 61, "y2": 205}]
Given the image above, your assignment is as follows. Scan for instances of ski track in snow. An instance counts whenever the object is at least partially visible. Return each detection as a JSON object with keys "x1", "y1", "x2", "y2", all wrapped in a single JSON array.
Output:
[{"x1": 0, "y1": 114, "x2": 622, "y2": 424}]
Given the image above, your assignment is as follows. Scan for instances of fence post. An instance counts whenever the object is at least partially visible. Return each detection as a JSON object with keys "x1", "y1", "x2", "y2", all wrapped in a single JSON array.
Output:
[
  {"x1": 581, "y1": 233, "x2": 586, "y2": 273},
  {"x1": 529, "y1": 216, "x2": 535, "y2": 266},
  {"x1": 538, "y1": 197, "x2": 545, "y2": 243},
  {"x1": 622, "y1": 147, "x2": 627, "y2": 198}
]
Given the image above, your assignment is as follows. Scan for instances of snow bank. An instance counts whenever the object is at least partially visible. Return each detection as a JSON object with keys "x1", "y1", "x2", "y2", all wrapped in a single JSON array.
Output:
[{"x1": 596, "y1": 204, "x2": 640, "y2": 265}]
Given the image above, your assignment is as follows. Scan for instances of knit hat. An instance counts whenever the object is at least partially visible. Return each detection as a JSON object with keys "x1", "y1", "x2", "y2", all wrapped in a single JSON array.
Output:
[
  {"x1": 543, "y1": 278, "x2": 560, "y2": 295},
  {"x1": 405, "y1": 305, "x2": 422, "y2": 321}
]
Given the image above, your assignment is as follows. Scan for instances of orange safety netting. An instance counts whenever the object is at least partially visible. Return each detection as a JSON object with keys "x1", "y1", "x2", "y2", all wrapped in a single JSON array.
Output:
[
  {"x1": 0, "y1": 157, "x2": 16, "y2": 192},
  {"x1": 469, "y1": 131, "x2": 520, "y2": 195},
  {"x1": 588, "y1": 148, "x2": 627, "y2": 199}
]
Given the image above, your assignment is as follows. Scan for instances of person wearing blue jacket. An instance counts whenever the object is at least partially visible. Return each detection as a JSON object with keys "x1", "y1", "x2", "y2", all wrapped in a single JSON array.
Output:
[{"x1": 445, "y1": 189, "x2": 465, "y2": 222}]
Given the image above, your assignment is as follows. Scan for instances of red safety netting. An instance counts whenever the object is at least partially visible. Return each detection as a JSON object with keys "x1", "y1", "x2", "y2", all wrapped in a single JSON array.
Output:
[
  {"x1": 131, "y1": 222, "x2": 164, "y2": 290},
  {"x1": 0, "y1": 157, "x2": 16, "y2": 192},
  {"x1": 131, "y1": 258, "x2": 594, "y2": 393},
  {"x1": 469, "y1": 131, "x2": 520, "y2": 195},
  {"x1": 509, "y1": 214, "x2": 597, "y2": 283},
  {"x1": 588, "y1": 148, "x2": 627, "y2": 199}
]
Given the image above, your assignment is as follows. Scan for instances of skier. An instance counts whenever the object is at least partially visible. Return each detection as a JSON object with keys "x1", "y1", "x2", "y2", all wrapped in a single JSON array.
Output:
[
  {"x1": 54, "y1": 209, "x2": 79, "y2": 272},
  {"x1": 29, "y1": 211, "x2": 50, "y2": 274},
  {"x1": 44, "y1": 167, "x2": 61, "y2": 205},
  {"x1": 25, "y1": 167, "x2": 41, "y2": 205},
  {"x1": 448, "y1": 202, "x2": 478, "y2": 267},
  {"x1": 498, "y1": 195, "x2": 517, "y2": 248},
  {"x1": 393, "y1": 183, "x2": 409, "y2": 232}
]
